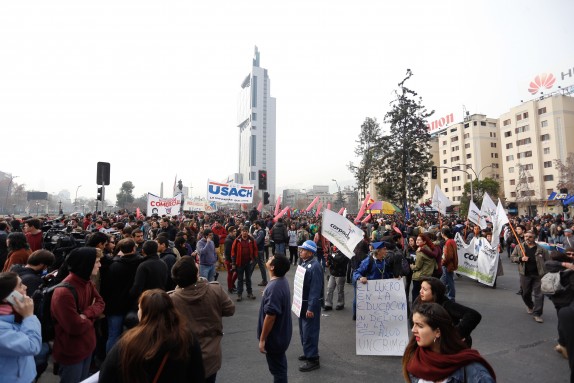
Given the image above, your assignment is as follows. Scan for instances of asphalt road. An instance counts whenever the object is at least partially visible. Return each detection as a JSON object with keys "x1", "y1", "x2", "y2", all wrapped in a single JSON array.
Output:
[{"x1": 40, "y1": 254, "x2": 571, "y2": 382}]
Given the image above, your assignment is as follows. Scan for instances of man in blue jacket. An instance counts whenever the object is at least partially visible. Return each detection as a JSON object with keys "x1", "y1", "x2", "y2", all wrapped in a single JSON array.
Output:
[{"x1": 296, "y1": 240, "x2": 323, "y2": 372}]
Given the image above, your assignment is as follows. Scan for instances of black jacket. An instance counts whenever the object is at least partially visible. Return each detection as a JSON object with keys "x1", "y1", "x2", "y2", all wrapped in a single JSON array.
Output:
[
  {"x1": 11, "y1": 264, "x2": 43, "y2": 296},
  {"x1": 103, "y1": 253, "x2": 142, "y2": 314},
  {"x1": 160, "y1": 250, "x2": 177, "y2": 291},
  {"x1": 328, "y1": 251, "x2": 350, "y2": 277},
  {"x1": 546, "y1": 255, "x2": 574, "y2": 310},
  {"x1": 129, "y1": 254, "x2": 168, "y2": 301},
  {"x1": 224, "y1": 234, "x2": 236, "y2": 262},
  {"x1": 271, "y1": 222, "x2": 288, "y2": 244}
]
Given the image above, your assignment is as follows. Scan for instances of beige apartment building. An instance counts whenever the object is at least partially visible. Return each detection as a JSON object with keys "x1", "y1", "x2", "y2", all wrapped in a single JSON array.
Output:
[
  {"x1": 429, "y1": 114, "x2": 502, "y2": 209},
  {"x1": 499, "y1": 93, "x2": 574, "y2": 216}
]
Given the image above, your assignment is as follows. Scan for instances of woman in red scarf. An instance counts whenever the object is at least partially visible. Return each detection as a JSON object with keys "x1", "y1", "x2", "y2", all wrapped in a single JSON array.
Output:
[{"x1": 402, "y1": 302, "x2": 496, "y2": 382}]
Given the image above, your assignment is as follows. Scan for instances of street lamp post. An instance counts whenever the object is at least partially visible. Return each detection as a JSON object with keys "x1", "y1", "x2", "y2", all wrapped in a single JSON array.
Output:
[
  {"x1": 456, "y1": 164, "x2": 493, "y2": 202},
  {"x1": 75, "y1": 185, "x2": 82, "y2": 210},
  {"x1": 332, "y1": 179, "x2": 343, "y2": 210}
]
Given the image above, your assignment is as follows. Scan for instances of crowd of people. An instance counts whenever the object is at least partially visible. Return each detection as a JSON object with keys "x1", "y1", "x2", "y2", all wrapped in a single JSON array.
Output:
[{"x1": 0, "y1": 208, "x2": 573, "y2": 382}]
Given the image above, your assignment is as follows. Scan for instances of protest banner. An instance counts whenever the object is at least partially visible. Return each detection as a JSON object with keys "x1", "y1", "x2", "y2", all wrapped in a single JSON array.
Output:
[
  {"x1": 207, "y1": 180, "x2": 254, "y2": 203},
  {"x1": 146, "y1": 193, "x2": 182, "y2": 217},
  {"x1": 184, "y1": 200, "x2": 218, "y2": 213},
  {"x1": 431, "y1": 185, "x2": 452, "y2": 215},
  {"x1": 454, "y1": 234, "x2": 499, "y2": 286},
  {"x1": 321, "y1": 209, "x2": 364, "y2": 259},
  {"x1": 291, "y1": 265, "x2": 306, "y2": 317},
  {"x1": 356, "y1": 279, "x2": 409, "y2": 356}
]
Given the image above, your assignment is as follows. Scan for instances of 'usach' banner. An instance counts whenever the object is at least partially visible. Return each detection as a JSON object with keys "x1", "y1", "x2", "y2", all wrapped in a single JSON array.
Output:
[
  {"x1": 146, "y1": 193, "x2": 182, "y2": 217},
  {"x1": 207, "y1": 180, "x2": 254, "y2": 203}
]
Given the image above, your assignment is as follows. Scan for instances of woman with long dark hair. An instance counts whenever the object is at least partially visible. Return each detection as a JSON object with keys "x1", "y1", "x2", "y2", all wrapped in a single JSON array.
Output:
[
  {"x1": 410, "y1": 234, "x2": 437, "y2": 303},
  {"x1": 2, "y1": 232, "x2": 31, "y2": 272},
  {"x1": 402, "y1": 302, "x2": 496, "y2": 382},
  {"x1": 99, "y1": 289, "x2": 205, "y2": 383}
]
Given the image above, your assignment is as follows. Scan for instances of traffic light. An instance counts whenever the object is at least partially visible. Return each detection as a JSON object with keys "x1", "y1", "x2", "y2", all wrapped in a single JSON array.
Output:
[
  {"x1": 97, "y1": 187, "x2": 103, "y2": 201},
  {"x1": 431, "y1": 166, "x2": 438, "y2": 179},
  {"x1": 258, "y1": 170, "x2": 268, "y2": 190},
  {"x1": 263, "y1": 192, "x2": 270, "y2": 205}
]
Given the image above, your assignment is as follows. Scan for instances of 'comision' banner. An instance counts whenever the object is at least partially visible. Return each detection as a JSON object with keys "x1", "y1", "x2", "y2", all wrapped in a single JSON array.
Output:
[
  {"x1": 454, "y1": 233, "x2": 499, "y2": 286},
  {"x1": 146, "y1": 193, "x2": 182, "y2": 217},
  {"x1": 321, "y1": 209, "x2": 365, "y2": 260},
  {"x1": 356, "y1": 279, "x2": 409, "y2": 356},
  {"x1": 207, "y1": 180, "x2": 254, "y2": 203},
  {"x1": 184, "y1": 200, "x2": 218, "y2": 213}
]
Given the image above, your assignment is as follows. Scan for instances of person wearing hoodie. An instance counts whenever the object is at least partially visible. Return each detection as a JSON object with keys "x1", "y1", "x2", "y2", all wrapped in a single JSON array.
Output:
[
  {"x1": 170, "y1": 257, "x2": 235, "y2": 383},
  {"x1": 103, "y1": 238, "x2": 142, "y2": 353},
  {"x1": 10, "y1": 249, "x2": 55, "y2": 296},
  {"x1": 0, "y1": 271, "x2": 42, "y2": 383},
  {"x1": 51, "y1": 247, "x2": 105, "y2": 383}
]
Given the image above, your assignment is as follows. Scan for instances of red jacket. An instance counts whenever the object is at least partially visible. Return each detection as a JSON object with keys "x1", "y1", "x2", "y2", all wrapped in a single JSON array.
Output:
[
  {"x1": 211, "y1": 225, "x2": 228, "y2": 244},
  {"x1": 25, "y1": 231, "x2": 43, "y2": 252},
  {"x1": 3, "y1": 248, "x2": 31, "y2": 272},
  {"x1": 231, "y1": 236, "x2": 258, "y2": 266},
  {"x1": 51, "y1": 273, "x2": 105, "y2": 364}
]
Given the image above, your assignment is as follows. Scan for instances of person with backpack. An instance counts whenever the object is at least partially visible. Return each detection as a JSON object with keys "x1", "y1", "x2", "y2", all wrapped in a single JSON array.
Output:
[
  {"x1": 352, "y1": 241, "x2": 396, "y2": 320},
  {"x1": 0, "y1": 271, "x2": 42, "y2": 383},
  {"x1": 270, "y1": 219, "x2": 289, "y2": 256},
  {"x1": 51, "y1": 247, "x2": 105, "y2": 383}
]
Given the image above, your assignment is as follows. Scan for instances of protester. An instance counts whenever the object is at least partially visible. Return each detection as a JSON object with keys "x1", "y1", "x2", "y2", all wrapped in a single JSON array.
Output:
[
  {"x1": 231, "y1": 227, "x2": 258, "y2": 301},
  {"x1": 3, "y1": 232, "x2": 32, "y2": 272},
  {"x1": 258, "y1": 255, "x2": 292, "y2": 383},
  {"x1": 440, "y1": 227, "x2": 458, "y2": 302},
  {"x1": 23, "y1": 218, "x2": 44, "y2": 252},
  {"x1": 0, "y1": 271, "x2": 42, "y2": 383},
  {"x1": 410, "y1": 234, "x2": 438, "y2": 303},
  {"x1": 296, "y1": 240, "x2": 323, "y2": 372},
  {"x1": 324, "y1": 247, "x2": 350, "y2": 311},
  {"x1": 129, "y1": 240, "x2": 168, "y2": 300},
  {"x1": 99, "y1": 289, "x2": 205, "y2": 383},
  {"x1": 10, "y1": 249, "x2": 55, "y2": 295},
  {"x1": 510, "y1": 230, "x2": 551, "y2": 323},
  {"x1": 414, "y1": 277, "x2": 482, "y2": 347},
  {"x1": 223, "y1": 226, "x2": 238, "y2": 293},
  {"x1": 402, "y1": 302, "x2": 496, "y2": 382},
  {"x1": 197, "y1": 229, "x2": 218, "y2": 282},
  {"x1": 170, "y1": 257, "x2": 234, "y2": 383}
]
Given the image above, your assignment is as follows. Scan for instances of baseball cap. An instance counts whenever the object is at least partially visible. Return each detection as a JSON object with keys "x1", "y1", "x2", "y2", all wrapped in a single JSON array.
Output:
[
  {"x1": 565, "y1": 229, "x2": 573, "y2": 233},
  {"x1": 371, "y1": 241, "x2": 388, "y2": 250},
  {"x1": 298, "y1": 240, "x2": 317, "y2": 253}
]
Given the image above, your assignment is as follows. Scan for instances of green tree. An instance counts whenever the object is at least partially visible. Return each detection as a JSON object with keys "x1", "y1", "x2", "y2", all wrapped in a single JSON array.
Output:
[
  {"x1": 348, "y1": 117, "x2": 383, "y2": 199},
  {"x1": 116, "y1": 181, "x2": 135, "y2": 208},
  {"x1": 128, "y1": 194, "x2": 148, "y2": 213},
  {"x1": 459, "y1": 177, "x2": 501, "y2": 216},
  {"x1": 375, "y1": 70, "x2": 434, "y2": 206},
  {"x1": 555, "y1": 152, "x2": 574, "y2": 192}
]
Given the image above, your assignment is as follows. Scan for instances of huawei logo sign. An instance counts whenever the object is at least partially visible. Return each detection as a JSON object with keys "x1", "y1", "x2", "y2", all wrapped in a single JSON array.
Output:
[{"x1": 528, "y1": 73, "x2": 556, "y2": 95}]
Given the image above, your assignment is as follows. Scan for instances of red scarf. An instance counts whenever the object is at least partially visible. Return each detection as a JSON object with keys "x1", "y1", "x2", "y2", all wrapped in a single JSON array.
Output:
[{"x1": 407, "y1": 347, "x2": 496, "y2": 381}]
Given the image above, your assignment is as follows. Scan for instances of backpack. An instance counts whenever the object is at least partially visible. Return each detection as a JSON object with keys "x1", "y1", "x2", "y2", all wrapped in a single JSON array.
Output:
[
  {"x1": 297, "y1": 230, "x2": 309, "y2": 246},
  {"x1": 541, "y1": 272, "x2": 564, "y2": 295},
  {"x1": 33, "y1": 282, "x2": 79, "y2": 342}
]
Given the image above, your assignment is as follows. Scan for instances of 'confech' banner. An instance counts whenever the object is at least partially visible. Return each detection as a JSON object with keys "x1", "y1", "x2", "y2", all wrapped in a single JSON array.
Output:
[{"x1": 146, "y1": 193, "x2": 182, "y2": 217}]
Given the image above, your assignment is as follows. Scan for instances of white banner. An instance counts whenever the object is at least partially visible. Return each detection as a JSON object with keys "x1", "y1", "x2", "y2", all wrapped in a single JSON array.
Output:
[
  {"x1": 291, "y1": 265, "x2": 306, "y2": 317},
  {"x1": 207, "y1": 180, "x2": 254, "y2": 203},
  {"x1": 454, "y1": 233, "x2": 499, "y2": 286},
  {"x1": 479, "y1": 192, "x2": 497, "y2": 227},
  {"x1": 468, "y1": 200, "x2": 482, "y2": 228},
  {"x1": 490, "y1": 200, "x2": 509, "y2": 250},
  {"x1": 431, "y1": 185, "x2": 452, "y2": 215},
  {"x1": 184, "y1": 200, "x2": 218, "y2": 213},
  {"x1": 146, "y1": 193, "x2": 182, "y2": 217},
  {"x1": 356, "y1": 279, "x2": 409, "y2": 356},
  {"x1": 321, "y1": 209, "x2": 365, "y2": 260}
]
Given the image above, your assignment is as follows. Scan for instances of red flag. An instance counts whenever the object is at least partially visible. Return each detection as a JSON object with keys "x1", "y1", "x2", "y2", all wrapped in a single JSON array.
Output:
[
  {"x1": 354, "y1": 193, "x2": 371, "y2": 223},
  {"x1": 273, "y1": 206, "x2": 290, "y2": 222},
  {"x1": 274, "y1": 196, "x2": 282, "y2": 216},
  {"x1": 361, "y1": 214, "x2": 372, "y2": 223},
  {"x1": 338, "y1": 207, "x2": 345, "y2": 215},
  {"x1": 305, "y1": 196, "x2": 319, "y2": 212},
  {"x1": 257, "y1": 201, "x2": 263, "y2": 212},
  {"x1": 327, "y1": 202, "x2": 331, "y2": 210},
  {"x1": 315, "y1": 202, "x2": 323, "y2": 218}
]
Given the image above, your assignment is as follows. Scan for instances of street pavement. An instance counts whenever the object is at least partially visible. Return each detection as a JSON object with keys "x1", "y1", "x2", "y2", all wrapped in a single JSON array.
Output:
[{"x1": 40, "y1": 254, "x2": 570, "y2": 382}]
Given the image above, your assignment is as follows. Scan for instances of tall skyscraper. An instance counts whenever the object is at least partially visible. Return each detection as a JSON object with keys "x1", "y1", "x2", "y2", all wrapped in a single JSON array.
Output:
[{"x1": 237, "y1": 46, "x2": 276, "y2": 202}]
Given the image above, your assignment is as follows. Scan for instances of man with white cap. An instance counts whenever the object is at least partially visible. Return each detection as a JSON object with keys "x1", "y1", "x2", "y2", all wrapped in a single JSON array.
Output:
[
  {"x1": 564, "y1": 229, "x2": 574, "y2": 249},
  {"x1": 296, "y1": 240, "x2": 323, "y2": 372}
]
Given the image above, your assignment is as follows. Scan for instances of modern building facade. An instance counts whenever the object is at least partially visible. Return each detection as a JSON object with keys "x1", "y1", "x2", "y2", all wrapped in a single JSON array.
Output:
[
  {"x1": 499, "y1": 93, "x2": 574, "y2": 216},
  {"x1": 237, "y1": 47, "x2": 277, "y2": 202}
]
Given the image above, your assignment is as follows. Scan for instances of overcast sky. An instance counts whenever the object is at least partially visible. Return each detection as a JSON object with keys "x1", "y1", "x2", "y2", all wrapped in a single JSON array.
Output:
[{"x1": 1, "y1": 0, "x2": 573, "y2": 203}]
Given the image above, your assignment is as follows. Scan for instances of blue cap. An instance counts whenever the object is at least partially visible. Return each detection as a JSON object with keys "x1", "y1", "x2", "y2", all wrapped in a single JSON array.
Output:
[{"x1": 298, "y1": 240, "x2": 317, "y2": 253}]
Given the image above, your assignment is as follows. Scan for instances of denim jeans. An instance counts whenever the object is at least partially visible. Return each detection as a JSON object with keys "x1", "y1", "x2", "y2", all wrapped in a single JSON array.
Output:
[
  {"x1": 200, "y1": 264, "x2": 216, "y2": 281},
  {"x1": 250, "y1": 251, "x2": 268, "y2": 283},
  {"x1": 266, "y1": 352, "x2": 288, "y2": 383},
  {"x1": 106, "y1": 315, "x2": 125, "y2": 353},
  {"x1": 440, "y1": 267, "x2": 456, "y2": 301},
  {"x1": 275, "y1": 242, "x2": 286, "y2": 256},
  {"x1": 59, "y1": 354, "x2": 92, "y2": 383}
]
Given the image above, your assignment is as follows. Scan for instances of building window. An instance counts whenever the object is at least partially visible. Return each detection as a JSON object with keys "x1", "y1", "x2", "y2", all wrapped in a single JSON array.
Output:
[
  {"x1": 445, "y1": 188, "x2": 449, "y2": 192},
  {"x1": 510, "y1": 192, "x2": 516, "y2": 197},
  {"x1": 464, "y1": 123, "x2": 469, "y2": 128},
  {"x1": 510, "y1": 179, "x2": 516, "y2": 185},
  {"x1": 540, "y1": 134, "x2": 550, "y2": 141},
  {"x1": 521, "y1": 190, "x2": 535, "y2": 197},
  {"x1": 509, "y1": 167, "x2": 514, "y2": 173},
  {"x1": 544, "y1": 175, "x2": 554, "y2": 181},
  {"x1": 523, "y1": 112, "x2": 529, "y2": 119},
  {"x1": 492, "y1": 163, "x2": 499, "y2": 169},
  {"x1": 544, "y1": 161, "x2": 552, "y2": 168},
  {"x1": 442, "y1": 140, "x2": 447, "y2": 146},
  {"x1": 443, "y1": 169, "x2": 447, "y2": 174},
  {"x1": 250, "y1": 171, "x2": 256, "y2": 180},
  {"x1": 517, "y1": 151, "x2": 532, "y2": 159},
  {"x1": 491, "y1": 143, "x2": 497, "y2": 148},
  {"x1": 504, "y1": 131, "x2": 512, "y2": 137},
  {"x1": 544, "y1": 147, "x2": 550, "y2": 154},
  {"x1": 490, "y1": 132, "x2": 496, "y2": 137},
  {"x1": 524, "y1": 164, "x2": 534, "y2": 170},
  {"x1": 538, "y1": 107, "x2": 547, "y2": 115},
  {"x1": 481, "y1": 121, "x2": 486, "y2": 126},
  {"x1": 506, "y1": 155, "x2": 514, "y2": 161},
  {"x1": 451, "y1": 156, "x2": 460, "y2": 162},
  {"x1": 451, "y1": 176, "x2": 460, "y2": 181},
  {"x1": 516, "y1": 138, "x2": 532, "y2": 146},
  {"x1": 252, "y1": 112, "x2": 257, "y2": 121},
  {"x1": 503, "y1": 119, "x2": 511, "y2": 126},
  {"x1": 515, "y1": 125, "x2": 530, "y2": 134},
  {"x1": 506, "y1": 143, "x2": 513, "y2": 149},
  {"x1": 452, "y1": 146, "x2": 459, "y2": 152},
  {"x1": 443, "y1": 178, "x2": 448, "y2": 183},
  {"x1": 443, "y1": 159, "x2": 447, "y2": 164},
  {"x1": 464, "y1": 133, "x2": 469, "y2": 139},
  {"x1": 251, "y1": 76, "x2": 257, "y2": 107},
  {"x1": 466, "y1": 153, "x2": 472, "y2": 159},
  {"x1": 465, "y1": 143, "x2": 470, "y2": 149},
  {"x1": 516, "y1": 114, "x2": 522, "y2": 121},
  {"x1": 443, "y1": 150, "x2": 446, "y2": 155},
  {"x1": 473, "y1": 121, "x2": 477, "y2": 126},
  {"x1": 451, "y1": 136, "x2": 459, "y2": 142},
  {"x1": 541, "y1": 120, "x2": 548, "y2": 128},
  {"x1": 250, "y1": 135, "x2": 257, "y2": 166}
]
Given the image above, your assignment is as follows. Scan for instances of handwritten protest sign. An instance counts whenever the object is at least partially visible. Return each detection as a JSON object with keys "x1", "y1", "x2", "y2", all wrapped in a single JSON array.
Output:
[
  {"x1": 291, "y1": 265, "x2": 306, "y2": 317},
  {"x1": 356, "y1": 279, "x2": 409, "y2": 356}
]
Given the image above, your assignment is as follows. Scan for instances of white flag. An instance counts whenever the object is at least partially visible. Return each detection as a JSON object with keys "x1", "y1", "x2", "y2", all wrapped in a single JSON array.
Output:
[
  {"x1": 321, "y1": 209, "x2": 364, "y2": 259},
  {"x1": 468, "y1": 200, "x2": 483, "y2": 228},
  {"x1": 480, "y1": 192, "x2": 497, "y2": 225},
  {"x1": 490, "y1": 201, "x2": 509, "y2": 250},
  {"x1": 431, "y1": 185, "x2": 452, "y2": 215}
]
